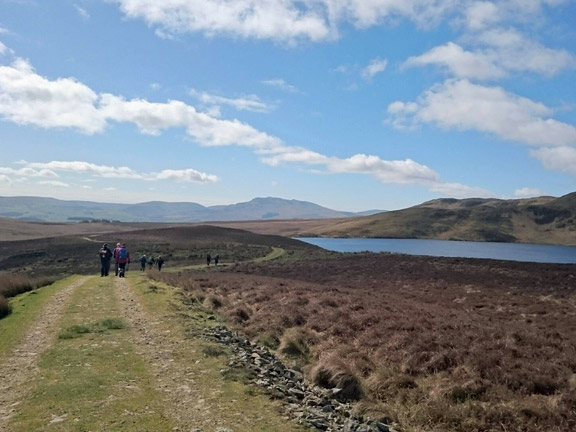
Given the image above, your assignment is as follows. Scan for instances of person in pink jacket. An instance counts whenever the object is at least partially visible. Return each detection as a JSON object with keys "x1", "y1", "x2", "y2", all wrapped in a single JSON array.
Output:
[{"x1": 115, "y1": 243, "x2": 131, "y2": 277}]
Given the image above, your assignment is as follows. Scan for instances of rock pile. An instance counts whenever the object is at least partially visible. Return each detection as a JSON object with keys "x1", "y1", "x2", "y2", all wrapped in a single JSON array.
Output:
[{"x1": 203, "y1": 325, "x2": 396, "y2": 432}]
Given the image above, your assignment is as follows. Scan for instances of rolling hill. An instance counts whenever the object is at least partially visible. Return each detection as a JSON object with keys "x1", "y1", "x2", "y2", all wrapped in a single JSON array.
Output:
[
  {"x1": 299, "y1": 192, "x2": 576, "y2": 245},
  {"x1": 0, "y1": 196, "x2": 381, "y2": 223}
]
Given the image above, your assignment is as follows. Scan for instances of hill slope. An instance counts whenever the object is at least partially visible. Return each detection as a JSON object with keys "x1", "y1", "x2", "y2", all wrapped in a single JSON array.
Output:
[{"x1": 302, "y1": 192, "x2": 576, "y2": 245}]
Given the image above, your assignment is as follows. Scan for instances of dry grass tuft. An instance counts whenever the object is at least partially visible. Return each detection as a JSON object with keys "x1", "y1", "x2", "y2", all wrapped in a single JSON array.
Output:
[
  {"x1": 277, "y1": 327, "x2": 316, "y2": 363},
  {"x1": 311, "y1": 352, "x2": 364, "y2": 401}
]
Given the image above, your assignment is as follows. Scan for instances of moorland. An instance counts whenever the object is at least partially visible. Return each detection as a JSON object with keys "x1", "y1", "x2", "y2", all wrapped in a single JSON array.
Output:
[
  {"x1": 2, "y1": 191, "x2": 576, "y2": 245},
  {"x1": 1, "y1": 219, "x2": 575, "y2": 431}
]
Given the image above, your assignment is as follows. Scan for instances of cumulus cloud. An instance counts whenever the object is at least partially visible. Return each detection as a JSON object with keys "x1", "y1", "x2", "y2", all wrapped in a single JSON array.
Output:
[
  {"x1": 189, "y1": 89, "x2": 271, "y2": 113},
  {"x1": 154, "y1": 168, "x2": 219, "y2": 183},
  {"x1": 387, "y1": 79, "x2": 576, "y2": 147},
  {"x1": 111, "y1": 0, "x2": 335, "y2": 42},
  {"x1": 404, "y1": 42, "x2": 505, "y2": 80},
  {"x1": 477, "y1": 28, "x2": 576, "y2": 77},
  {"x1": 404, "y1": 33, "x2": 575, "y2": 80},
  {"x1": 0, "y1": 59, "x2": 106, "y2": 134},
  {"x1": 530, "y1": 146, "x2": 576, "y2": 175},
  {"x1": 361, "y1": 58, "x2": 388, "y2": 80},
  {"x1": 464, "y1": 1, "x2": 501, "y2": 30}
]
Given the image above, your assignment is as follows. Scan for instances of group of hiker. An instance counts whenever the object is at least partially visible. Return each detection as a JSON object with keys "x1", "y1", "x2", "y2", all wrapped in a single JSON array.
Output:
[
  {"x1": 100, "y1": 244, "x2": 223, "y2": 276},
  {"x1": 139, "y1": 254, "x2": 164, "y2": 272},
  {"x1": 98, "y1": 243, "x2": 165, "y2": 277},
  {"x1": 206, "y1": 253, "x2": 219, "y2": 266}
]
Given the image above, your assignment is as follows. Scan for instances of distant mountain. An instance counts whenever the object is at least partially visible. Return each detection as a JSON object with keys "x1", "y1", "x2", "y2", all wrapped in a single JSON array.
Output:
[
  {"x1": 0, "y1": 196, "x2": 384, "y2": 223},
  {"x1": 299, "y1": 192, "x2": 576, "y2": 245}
]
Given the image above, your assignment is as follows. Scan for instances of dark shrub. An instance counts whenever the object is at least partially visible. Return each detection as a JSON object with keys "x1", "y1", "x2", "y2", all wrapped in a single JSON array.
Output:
[{"x1": 0, "y1": 295, "x2": 12, "y2": 319}]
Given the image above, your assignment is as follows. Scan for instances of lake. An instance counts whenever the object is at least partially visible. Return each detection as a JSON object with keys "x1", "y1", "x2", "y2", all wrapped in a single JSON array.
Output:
[{"x1": 297, "y1": 237, "x2": 576, "y2": 264}]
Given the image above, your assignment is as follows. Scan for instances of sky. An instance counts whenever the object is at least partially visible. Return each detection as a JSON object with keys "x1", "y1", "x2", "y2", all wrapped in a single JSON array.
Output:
[{"x1": 0, "y1": 0, "x2": 575, "y2": 212}]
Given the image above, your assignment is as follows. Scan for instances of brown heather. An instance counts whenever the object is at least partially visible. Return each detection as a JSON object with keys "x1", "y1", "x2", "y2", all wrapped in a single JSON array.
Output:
[
  {"x1": 151, "y1": 253, "x2": 576, "y2": 432},
  {"x1": 0, "y1": 273, "x2": 57, "y2": 318}
]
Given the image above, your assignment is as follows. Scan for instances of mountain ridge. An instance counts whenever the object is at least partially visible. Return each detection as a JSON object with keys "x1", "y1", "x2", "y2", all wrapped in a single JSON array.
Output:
[{"x1": 0, "y1": 196, "x2": 383, "y2": 223}]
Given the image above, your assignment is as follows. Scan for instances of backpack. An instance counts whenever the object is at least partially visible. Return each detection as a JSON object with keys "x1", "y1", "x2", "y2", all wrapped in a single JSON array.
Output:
[{"x1": 118, "y1": 248, "x2": 127, "y2": 260}]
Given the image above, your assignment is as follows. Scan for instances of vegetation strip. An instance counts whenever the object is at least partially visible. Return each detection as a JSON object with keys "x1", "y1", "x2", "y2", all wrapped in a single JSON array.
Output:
[{"x1": 0, "y1": 276, "x2": 90, "y2": 427}]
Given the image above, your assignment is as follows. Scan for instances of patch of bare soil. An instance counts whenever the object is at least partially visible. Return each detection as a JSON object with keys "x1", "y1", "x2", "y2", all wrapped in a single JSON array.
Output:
[{"x1": 0, "y1": 277, "x2": 90, "y2": 427}]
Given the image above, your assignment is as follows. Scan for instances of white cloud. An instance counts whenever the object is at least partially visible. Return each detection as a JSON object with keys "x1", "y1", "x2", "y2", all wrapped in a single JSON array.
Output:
[
  {"x1": 38, "y1": 180, "x2": 69, "y2": 187},
  {"x1": 477, "y1": 28, "x2": 576, "y2": 77},
  {"x1": 404, "y1": 33, "x2": 575, "y2": 80},
  {"x1": 514, "y1": 187, "x2": 545, "y2": 197},
  {"x1": 0, "y1": 41, "x2": 14, "y2": 56},
  {"x1": 0, "y1": 59, "x2": 106, "y2": 134},
  {"x1": 111, "y1": 0, "x2": 334, "y2": 43},
  {"x1": 464, "y1": 1, "x2": 501, "y2": 30},
  {"x1": 189, "y1": 89, "x2": 271, "y2": 113},
  {"x1": 154, "y1": 168, "x2": 219, "y2": 183},
  {"x1": 20, "y1": 161, "x2": 220, "y2": 183},
  {"x1": 464, "y1": 0, "x2": 572, "y2": 31},
  {"x1": 403, "y1": 42, "x2": 505, "y2": 80},
  {"x1": 0, "y1": 165, "x2": 58, "y2": 178},
  {"x1": 388, "y1": 79, "x2": 576, "y2": 147},
  {"x1": 361, "y1": 58, "x2": 388, "y2": 80},
  {"x1": 261, "y1": 78, "x2": 301, "y2": 93},
  {"x1": 429, "y1": 182, "x2": 495, "y2": 198},
  {"x1": 530, "y1": 146, "x2": 576, "y2": 175},
  {"x1": 326, "y1": 154, "x2": 440, "y2": 185},
  {"x1": 74, "y1": 4, "x2": 90, "y2": 20},
  {"x1": 26, "y1": 161, "x2": 142, "y2": 178}
]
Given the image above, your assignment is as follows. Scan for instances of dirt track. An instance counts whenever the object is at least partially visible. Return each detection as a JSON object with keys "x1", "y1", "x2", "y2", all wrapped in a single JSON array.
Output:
[{"x1": 0, "y1": 277, "x2": 90, "y2": 426}]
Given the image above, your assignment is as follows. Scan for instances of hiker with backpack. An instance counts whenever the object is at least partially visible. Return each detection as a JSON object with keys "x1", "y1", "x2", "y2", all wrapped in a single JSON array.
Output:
[
  {"x1": 116, "y1": 243, "x2": 130, "y2": 277},
  {"x1": 98, "y1": 244, "x2": 113, "y2": 277}
]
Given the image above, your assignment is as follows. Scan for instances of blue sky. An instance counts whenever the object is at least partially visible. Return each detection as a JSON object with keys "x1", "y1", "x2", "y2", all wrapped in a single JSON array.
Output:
[{"x1": 0, "y1": 0, "x2": 575, "y2": 212}]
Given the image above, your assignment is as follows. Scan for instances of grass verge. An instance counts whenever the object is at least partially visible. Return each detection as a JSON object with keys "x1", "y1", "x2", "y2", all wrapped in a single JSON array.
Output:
[
  {"x1": 131, "y1": 273, "x2": 308, "y2": 431},
  {"x1": 0, "y1": 276, "x2": 80, "y2": 363}
]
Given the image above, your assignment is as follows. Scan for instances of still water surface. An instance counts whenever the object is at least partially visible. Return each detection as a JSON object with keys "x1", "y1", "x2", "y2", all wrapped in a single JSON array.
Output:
[{"x1": 297, "y1": 237, "x2": 576, "y2": 264}]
